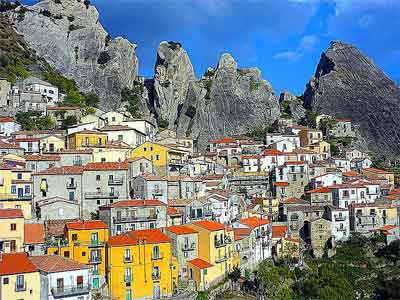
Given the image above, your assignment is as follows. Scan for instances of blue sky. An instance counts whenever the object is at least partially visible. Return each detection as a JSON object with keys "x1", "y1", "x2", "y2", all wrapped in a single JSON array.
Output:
[{"x1": 23, "y1": 0, "x2": 400, "y2": 95}]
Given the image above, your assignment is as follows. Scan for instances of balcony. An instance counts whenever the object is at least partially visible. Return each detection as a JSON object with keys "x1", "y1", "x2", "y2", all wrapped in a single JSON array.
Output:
[
  {"x1": 87, "y1": 240, "x2": 105, "y2": 248},
  {"x1": 51, "y1": 285, "x2": 90, "y2": 298},
  {"x1": 15, "y1": 282, "x2": 26, "y2": 292},
  {"x1": 85, "y1": 191, "x2": 119, "y2": 199},
  {"x1": 124, "y1": 256, "x2": 133, "y2": 263},
  {"x1": 182, "y1": 242, "x2": 196, "y2": 252},
  {"x1": 124, "y1": 276, "x2": 132, "y2": 283},
  {"x1": 66, "y1": 182, "x2": 77, "y2": 189},
  {"x1": 46, "y1": 239, "x2": 68, "y2": 248},
  {"x1": 0, "y1": 193, "x2": 32, "y2": 201},
  {"x1": 335, "y1": 216, "x2": 346, "y2": 222},
  {"x1": 152, "y1": 255, "x2": 163, "y2": 261},
  {"x1": 113, "y1": 214, "x2": 157, "y2": 223},
  {"x1": 336, "y1": 227, "x2": 347, "y2": 232},
  {"x1": 215, "y1": 255, "x2": 228, "y2": 263},
  {"x1": 214, "y1": 240, "x2": 226, "y2": 248},
  {"x1": 152, "y1": 272, "x2": 161, "y2": 281},
  {"x1": 88, "y1": 256, "x2": 102, "y2": 264},
  {"x1": 108, "y1": 177, "x2": 124, "y2": 185},
  {"x1": 152, "y1": 189, "x2": 164, "y2": 195},
  {"x1": 168, "y1": 158, "x2": 185, "y2": 166},
  {"x1": 81, "y1": 142, "x2": 105, "y2": 148}
]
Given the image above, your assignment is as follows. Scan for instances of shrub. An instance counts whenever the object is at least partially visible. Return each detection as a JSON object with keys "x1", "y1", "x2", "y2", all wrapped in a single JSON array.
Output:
[
  {"x1": 53, "y1": 14, "x2": 63, "y2": 20},
  {"x1": 167, "y1": 41, "x2": 181, "y2": 50},
  {"x1": 158, "y1": 118, "x2": 169, "y2": 129}
]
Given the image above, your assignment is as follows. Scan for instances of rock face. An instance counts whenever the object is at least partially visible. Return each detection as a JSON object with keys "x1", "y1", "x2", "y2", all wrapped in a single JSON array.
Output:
[
  {"x1": 304, "y1": 41, "x2": 400, "y2": 157},
  {"x1": 152, "y1": 41, "x2": 195, "y2": 127},
  {"x1": 279, "y1": 90, "x2": 306, "y2": 122},
  {"x1": 10, "y1": 0, "x2": 138, "y2": 111},
  {"x1": 174, "y1": 52, "x2": 280, "y2": 149}
]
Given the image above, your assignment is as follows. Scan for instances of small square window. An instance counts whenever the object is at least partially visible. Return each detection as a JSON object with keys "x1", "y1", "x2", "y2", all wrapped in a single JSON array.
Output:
[
  {"x1": 82, "y1": 251, "x2": 86, "y2": 256},
  {"x1": 10, "y1": 223, "x2": 16, "y2": 231},
  {"x1": 3, "y1": 277, "x2": 8, "y2": 284}
]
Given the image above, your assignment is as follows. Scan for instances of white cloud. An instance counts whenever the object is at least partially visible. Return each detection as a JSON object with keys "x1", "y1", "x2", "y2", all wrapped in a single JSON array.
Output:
[{"x1": 274, "y1": 34, "x2": 319, "y2": 60}]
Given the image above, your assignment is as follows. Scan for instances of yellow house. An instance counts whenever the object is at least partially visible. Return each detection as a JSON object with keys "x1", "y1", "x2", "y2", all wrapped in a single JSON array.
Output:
[
  {"x1": 67, "y1": 130, "x2": 108, "y2": 150},
  {"x1": 92, "y1": 143, "x2": 131, "y2": 162},
  {"x1": 305, "y1": 140, "x2": 331, "y2": 159},
  {"x1": 0, "y1": 166, "x2": 13, "y2": 197},
  {"x1": 9, "y1": 168, "x2": 33, "y2": 218},
  {"x1": 187, "y1": 220, "x2": 235, "y2": 291},
  {"x1": 0, "y1": 252, "x2": 41, "y2": 300},
  {"x1": 107, "y1": 228, "x2": 179, "y2": 300},
  {"x1": 130, "y1": 142, "x2": 187, "y2": 176},
  {"x1": 0, "y1": 208, "x2": 24, "y2": 253},
  {"x1": 40, "y1": 134, "x2": 65, "y2": 153},
  {"x1": 47, "y1": 220, "x2": 109, "y2": 290}
]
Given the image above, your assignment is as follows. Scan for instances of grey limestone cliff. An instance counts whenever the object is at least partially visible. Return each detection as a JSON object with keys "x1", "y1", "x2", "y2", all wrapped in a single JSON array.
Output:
[
  {"x1": 10, "y1": 0, "x2": 138, "y2": 111},
  {"x1": 304, "y1": 41, "x2": 400, "y2": 157},
  {"x1": 279, "y1": 90, "x2": 306, "y2": 122}
]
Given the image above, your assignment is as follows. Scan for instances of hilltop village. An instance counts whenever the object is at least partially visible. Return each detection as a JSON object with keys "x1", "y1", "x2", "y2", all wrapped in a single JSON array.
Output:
[{"x1": 0, "y1": 75, "x2": 399, "y2": 300}]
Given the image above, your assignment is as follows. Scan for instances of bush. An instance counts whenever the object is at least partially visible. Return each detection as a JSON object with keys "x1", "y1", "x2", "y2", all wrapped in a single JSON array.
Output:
[
  {"x1": 16, "y1": 111, "x2": 55, "y2": 130},
  {"x1": 122, "y1": 82, "x2": 143, "y2": 118},
  {"x1": 53, "y1": 14, "x2": 63, "y2": 20},
  {"x1": 158, "y1": 118, "x2": 169, "y2": 129},
  {"x1": 61, "y1": 115, "x2": 78, "y2": 129}
]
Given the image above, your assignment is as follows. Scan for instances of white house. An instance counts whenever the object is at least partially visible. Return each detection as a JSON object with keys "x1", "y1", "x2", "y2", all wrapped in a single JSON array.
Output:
[
  {"x1": 332, "y1": 157, "x2": 351, "y2": 172},
  {"x1": 9, "y1": 137, "x2": 40, "y2": 154},
  {"x1": 66, "y1": 122, "x2": 98, "y2": 136},
  {"x1": 0, "y1": 117, "x2": 21, "y2": 136},
  {"x1": 331, "y1": 183, "x2": 369, "y2": 208},
  {"x1": 23, "y1": 76, "x2": 59, "y2": 103},
  {"x1": 123, "y1": 119, "x2": 157, "y2": 141},
  {"x1": 268, "y1": 139, "x2": 297, "y2": 153},
  {"x1": 325, "y1": 206, "x2": 350, "y2": 242},
  {"x1": 206, "y1": 190, "x2": 241, "y2": 224},
  {"x1": 99, "y1": 125, "x2": 146, "y2": 148},
  {"x1": 29, "y1": 255, "x2": 91, "y2": 300},
  {"x1": 310, "y1": 172, "x2": 343, "y2": 189},
  {"x1": 259, "y1": 149, "x2": 286, "y2": 172}
]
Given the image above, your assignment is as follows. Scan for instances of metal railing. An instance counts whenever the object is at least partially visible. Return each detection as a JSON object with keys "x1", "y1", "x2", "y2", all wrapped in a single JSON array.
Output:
[
  {"x1": 84, "y1": 191, "x2": 119, "y2": 199},
  {"x1": 0, "y1": 193, "x2": 32, "y2": 200},
  {"x1": 88, "y1": 256, "x2": 102, "y2": 264},
  {"x1": 108, "y1": 177, "x2": 124, "y2": 185},
  {"x1": 114, "y1": 214, "x2": 157, "y2": 223},
  {"x1": 182, "y1": 242, "x2": 196, "y2": 251},
  {"x1": 66, "y1": 182, "x2": 77, "y2": 189},
  {"x1": 51, "y1": 285, "x2": 90, "y2": 297},
  {"x1": 335, "y1": 216, "x2": 346, "y2": 221},
  {"x1": 215, "y1": 255, "x2": 228, "y2": 263}
]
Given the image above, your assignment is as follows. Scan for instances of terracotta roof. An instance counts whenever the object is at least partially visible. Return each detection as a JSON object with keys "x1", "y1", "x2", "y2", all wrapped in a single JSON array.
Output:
[
  {"x1": 30, "y1": 255, "x2": 88, "y2": 273},
  {"x1": 35, "y1": 166, "x2": 84, "y2": 175},
  {"x1": 24, "y1": 154, "x2": 61, "y2": 161},
  {"x1": 233, "y1": 228, "x2": 251, "y2": 240},
  {"x1": 261, "y1": 149, "x2": 283, "y2": 156},
  {"x1": 188, "y1": 258, "x2": 213, "y2": 269},
  {"x1": 240, "y1": 216, "x2": 269, "y2": 228},
  {"x1": 272, "y1": 225, "x2": 288, "y2": 238},
  {"x1": 284, "y1": 237, "x2": 300, "y2": 243},
  {"x1": 107, "y1": 229, "x2": 171, "y2": 246},
  {"x1": 274, "y1": 182, "x2": 289, "y2": 187},
  {"x1": 283, "y1": 197, "x2": 308, "y2": 205},
  {"x1": 45, "y1": 219, "x2": 79, "y2": 237},
  {"x1": 0, "y1": 141, "x2": 22, "y2": 149},
  {"x1": 84, "y1": 162, "x2": 128, "y2": 171},
  {"x1": 99, "y1": 125, "x2": 135, "y2": 131},
  {"x1": 342, "y1": 171, "x2": 360, "y2": 177},
  {"x1": 10, "y1": 137, "x2": 40, "y2": 142},
  {"x1": 66, "y1": 220, "x2": 108, "y2": 230},
  {"x1": 388, "y1": 188, "x2": 400, "y2": 195},
  {"x1": 139, "y1": 174, "x2": 166, "y2": 181},
  {"x1": 126, "y1": 156, "x2": 149, "y2": 162},
  {"x1": 24, "y1": 224, "x2": 45, "y2": 244},
  {"x1": 0, "y1": 208, "x2": 24, "y2": 219},
  {"x1": 166, "y1": 225, "x2": 198, "y2": 235},
  {"x1": 58, "y1": 149, "x2": 93, "y2": 154},
  {"x1": 167, "y1": 207, "x2": 182, "y2": 216},
  {"x1": 364, "y1": 167, "x2": 393, "y2": 175},
  {"x1": 47, "y1": 105, "x2": 80, "y2": 111},
  {"x1": 384, "y1": 195, "x2": 400, "y2": 201},
  {"x1": 0, "y1": 253, "x2": 38, "y2": 276},
  {"x1": 209, "y1": 137, "x2": 236, "y2": 144},
  {"x1": 69, "y1": 129, "x2": 107, "y2": 135},
  {"x1": 192, "y1": 220, "x2": 225, "y2": 231},
  {"x1": 306, "y1": 187, "x2": 332, "y2": 194},
  {"x1": 106, "y1": 199, "x2": 166, "y2": 208},
  {"x1": 0, "y1": 117, "x2": 15, "y2": 123},
  {"x1": 285, "y1": 161, "x2": 308, "y2": 165},
  {"x1": 12, "y1": 130, "x2": 65, "y2": 135}
]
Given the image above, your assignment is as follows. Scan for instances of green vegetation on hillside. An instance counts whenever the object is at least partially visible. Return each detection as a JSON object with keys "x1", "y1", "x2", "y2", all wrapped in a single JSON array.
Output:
[
  {"x1": 121, "y1": 81, "x2": 143, "y2": 118},
  {"x1": 16, "y1": 111, "x2": 55, "y2": 130},
  {"x1": 256, "y1": 234, "x2": 400, "y2": 300}
]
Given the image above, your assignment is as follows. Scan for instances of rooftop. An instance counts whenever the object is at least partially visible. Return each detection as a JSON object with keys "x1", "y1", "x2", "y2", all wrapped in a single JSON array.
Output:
[
  {"x1": 240, "y1": 216, "x2": 269, "y2": 228},
  {"x1": 0, "y1": 253, "x2": 38, "y2": 276},
  {"x1": 166, "y1": 225, "x2": 198, "y2": 235},
  {"x1": 107, "y1": 229, "x2": 171, "y2": 246},
  {"x1": 30, "y1": 255, "x2": 88, "y2": 273},
  {"x1": 0, "y1": 208, "x2": 24, "y2": 219},
  {"x1": 105, "y1": 199, "x2": 166, "y2": 208},
  {"x1": 192, "y1": 220, "x2": 225, "y2": 231},
  {"x1": 188, "y1": 258, "x2": 213, "y2": 269},
  {"x1": 66, "y1": 220, "x2": 108, "y2": 230},
  {"x1": 24, "y1": 223, "x2": 45, "y2": 244}
]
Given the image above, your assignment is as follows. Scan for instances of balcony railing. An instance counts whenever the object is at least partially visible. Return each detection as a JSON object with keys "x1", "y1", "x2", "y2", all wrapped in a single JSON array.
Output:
[
  {"x1": 0, "y1": 193, "x2": 32, "y2": 201},
  {"x1": 214, "y1": 240, "x2": 226, "y2": 248},
  {"x1": 46, "y1": 239, "x2": 68, "y2": 248},
  {"x1": 168, "y1": 158, "x2": 184, "y2": 165},
  {"x1": 88, "y1": 256, "x2": 102, "y2": 264},
  {"x1": 15, "y1": 282, "x2": 26, "y2": 292},
  {"x1": 182, "y1": 242, "x2": 196, "y2": 252},
  {"x1": 124, "y1": 276, "x2": 132, "y2": 283},
  {"x1": 113, "y1": 214, "x2": 157, "y2": 223},
  {"x1": 51, "y1": 285, "x2": 90, "y2": 298},
  {"x1": 152, "y1": 189, "x2": 163, "y2": 195},
  {"x1": 87, "y1": 240, "x2": 105, "y2": 248},
  {"x1": 152, "y1": 255, "x2": 163, "y2": 261},
  {"x1": 66, "y1": 182, "x2": 77, "y2": 189},
  {"x1": 108, "y1": 177, "x2": 124, "y2": 185},
  {"x1": 215, "y1": 256, "x2": 228, "y2": 263},
  {"x1": 85, "y1": 191, "x2": 119, "y2": 199},
  {"x1": 335, "y1": 216, "x2": 346, "y2": 221}
]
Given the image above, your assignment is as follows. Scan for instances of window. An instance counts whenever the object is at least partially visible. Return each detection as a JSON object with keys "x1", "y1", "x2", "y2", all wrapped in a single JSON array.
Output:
[
  {"x1": 17, "y1": 173, "x2": 22, "y2": 180},
  {"x1": 72, "y1": 234, "x2": 78, "y2": 241},
  {"x1": 101, "y1": 157, "x2": 106, "y2": 162},
  {"x1": 24, "y1": 185, "x2": 30, "y2": 194},
  {"x1": 112, "y1": 117, "x2": 116, "y2": 122},
  {"x1": 11, "y1": 185, "x2": 16, "y2": 194},
  {"x1": 16, "y1": 275, "x2": 24, "y2": 290},
  {"x1": 10, "y1": 223, "x2": 16, "y2": 231},
  {"x1": 156, "y1": 154, "x2": 160, "y2": 160},
  {"x1": 3, "y1": 277, "x2": 8, "y2": 284},
  {"x1": 58, "y1": 208, "x2": 64, "y2": 216},
  {"x1": 82, "y1": 251, "x2": 86, "y2": 256},
  {"x1": 125, "y1": 268, "x2": 132, "y2": 282},
  {"x1": 69, "y1": 191, "x2": 75, "y2": 201},
  {"x1": 124, "y1": 249, "x2": 131, "y2": 260},
  {"x1": 64, "y1": 251, "x2": 70, "y2": 258},
  {"x1": 77, "y1": 275, "x2": 83, "y2": 288},
  {"x1": 152, "y1": 245, "x2": 160, "y2": 259},
  {"x1": 126, "y1": 289, "x2": 132, "y2": 300},
  {"x1": 118, "y1": 135, "x2": 123, "y2": 141},
  {"x1": 56, "y1": 278, "x2": 64, "y2": 291},
  {"x1": 96, "y1": 175, "x2": 101, "y2": 181}
]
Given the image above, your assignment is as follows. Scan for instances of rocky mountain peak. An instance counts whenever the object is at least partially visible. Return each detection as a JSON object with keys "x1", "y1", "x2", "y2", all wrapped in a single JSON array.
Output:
[{"x1": 217, "y1": 53, "x2": 237, "y2": 70}]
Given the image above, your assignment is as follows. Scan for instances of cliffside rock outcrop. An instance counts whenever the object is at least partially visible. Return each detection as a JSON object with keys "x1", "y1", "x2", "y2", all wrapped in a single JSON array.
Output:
[
  {"x1": 153, "y1": 41, "x2": 195, "y2": 127},
  {"x1": 10, "y1": 0, "x2": 138, "y2": 111},
  {"x1": 175, "y1": 52, "x2": 280, "y2": 149},
  {"x1": 279, "y1": 90, "x2": 306, "y2": 122},
  {"x1": 304, "y1": 41, "x2": 400, "y2": 157}
]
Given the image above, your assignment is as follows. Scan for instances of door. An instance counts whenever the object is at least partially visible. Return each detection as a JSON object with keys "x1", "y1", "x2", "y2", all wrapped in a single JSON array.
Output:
[
  {"x1": 17, "y1": 188, "x2": 23, "y2": 198},
  {"x1": 153, "y1": 284, "x2": 161, "y2": 299},
  {"x1": 57, "y1": 278, "x2": 64, "y2": 292},
  {"x1": 91, "y1": 232, "x2": 98, "y2": 245}
]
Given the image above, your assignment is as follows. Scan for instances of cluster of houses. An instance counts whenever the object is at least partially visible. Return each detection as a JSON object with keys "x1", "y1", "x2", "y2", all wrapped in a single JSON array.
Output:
[{"x1": 0, "y1": 77, "x2": 399, "y2": 299}]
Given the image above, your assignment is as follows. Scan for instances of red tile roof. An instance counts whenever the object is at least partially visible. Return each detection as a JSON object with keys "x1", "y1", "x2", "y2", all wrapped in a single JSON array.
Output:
[
  {"x1": 192, "y1": 220, "x2": 225, "y2": 231},
  {"x1": 167, "y1": 207, "x2": 182, "y2": 216},
  {"x1": 0, "y1": 208, "x2": 24, "y2": 219},
  {"x1": 388, "y1": 188, "x2": 400, "y2": 195},
  {"x1": 274, "y1": 182, "x2": 289, "y2": 187},
  {"x1": 0, "y1": 117, "x2": 15, "y2": 123},
  {"x1": 70, "y1": 129, "x2": 107, "y2": 135},
  {"x1": 285, "y1": 161, "x2": 308, "y2": 165},
  {"x1": 240, "y1": 216, "x2": 269, "y2": 228},
  {"x1": 10, "y1": 137, "x2": 40, "y2": 142},
  {"x1": 283, "y1": 197, "x2": 308, "y2": 205},
  {"x1": 261, "y1": 149, "x2": 283, "y2": 156},
  {"x1": 108, "y1": 229, "x2": 171, "y2": 246},
  {"x1": 0, "y1": 253, "x2": 38, "y2": 275},
  {"x1": 29, "y1": 255, "x2": 88, "y2": 273},
  {"x1": 84, "y1": 162, "x2": 128, "y2": 171},
  {"x1": 233, "y1": 228, "x2": 251, "y2": 240},
  {"x1": 188, "y1": 258, "x2": 213, "y2": 269},
  {"x1": 364, "y1": 168, "x2": 393, "y2": 175},
  {"x1": 272, "y1": 225, "x2": 288, "y2": 238},
  {"x1": 107, "y1": 199, "x2": 166, "y2": 208},
  {"x1": 66, "y1": 220, "x2": 108, "y2": 230},
  {"x1": 209, "y1": 137, "x2": 236, "y2": 144},
  {"x1": 35, "y1": 166, "x2": 84, "y2": 175},
  {"x1": 306, "y1": 187, "x2": 332, "y2": 194},
  {"x1": 24, "y1": 224, "x2": 45, "y2": 244},
  {"x1": 24, "y1": 154, "x2": 61, "y2": 161},
  {"x1": 0, "y1": 141, "x2": 22, "y2": 149},
  {"x1": 166, "y1": 225, "x2": 198, "y2": 235},
  {"x1": 342, "y1": 171, "x2": 360, "y2": 177}
]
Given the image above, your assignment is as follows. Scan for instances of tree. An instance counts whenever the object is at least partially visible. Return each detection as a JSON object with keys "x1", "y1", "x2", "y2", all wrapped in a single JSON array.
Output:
[
  {"x1": 256, "y1": 261, "x2": 294, "y2": 300},
  {"x1": 84, "y1": 92, "x2": 99, "y2": 108},
  {"x1": 158, "y1": 118, "x2": 169, "y2": 130},
  {"x1": 228, "y1": 266, "x2": 241, "y2": 289},
  {"x1": 16, "y1": 111, "x2": 55, "y2": 130},
  {"x1": 61, "y1": 115, "x2": 78, "y2": 129},
  {"x1": 121, "y1": 83, "x2": 143, "y2": 118}
]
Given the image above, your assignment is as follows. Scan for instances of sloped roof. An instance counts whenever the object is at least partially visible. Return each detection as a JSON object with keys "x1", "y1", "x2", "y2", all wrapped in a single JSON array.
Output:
[
  {"x1": 188, "y1": 258, "x2": 213, "y2": 269},
  {"x1": 30, "y1": 255, "x2": 88, "y2": 273},
  {"x1": 166, "y1": 225, "x2": 198, "y2": 235},
  {"x1": 24, "y1": 224, "x2": 45, "y2": 244},
  {"x1": 66, "y1": 220, "x2": 108, "y2": 230},
  {"x1": 107, "y1": 229, "x2": 171, "y2": 246},
  {"x1": 192, "y1": 220, "x2": 225, "y2": 231},
  {"x1": 240, "y1": 216, "x2": 269, "y2": 228},
  {"x1": 0, "y1": 253, "x2": 38, "y2": 276},
  {"x1": 0, "y1": 208, "x2": 24, "y2": 219}
]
